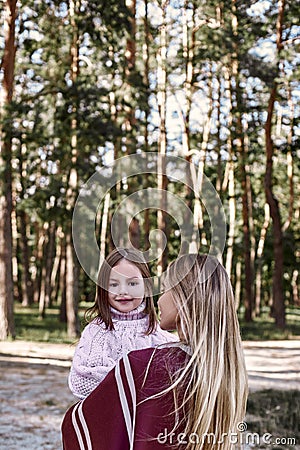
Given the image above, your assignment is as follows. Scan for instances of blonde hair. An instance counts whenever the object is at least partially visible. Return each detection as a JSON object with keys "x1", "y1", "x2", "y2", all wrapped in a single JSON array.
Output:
[
  {"x1": 153, "y1": 254, "x2": 248, "y2": 449},
  {"x1": 85, "y1": 248, "x2": 157, "y2": 334}
]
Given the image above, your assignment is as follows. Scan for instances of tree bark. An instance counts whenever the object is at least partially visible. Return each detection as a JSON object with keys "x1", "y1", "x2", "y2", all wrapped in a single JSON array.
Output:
[
  {"x1": 59, "y1": 235, "x2": 67, "y2": 323},
  {"x1": 255, "y1": 203, "x2": 270, "y2": 315},
  {"x1": 234, "y1": 259, "x2": 242, "y2": 309},
  {"x1": 38, "y1": 221, "x2": 56, "y2": 318},
  {"x1": 0, "y1": 0, "x2": 17, "y2": 340},
  {"x1": 32, "y1": 223, "x2": 45, "y2": 304},
  {"x1": 223, "y1": 66, "x2": 235, "y2": 277},
  {"x1": 66, "y1": 229, "x2": 79, "y2": 336},
  {"x1": 100, "y1": 193, "x2": 110, "y2": 261},
  {"x1": 264, "y1": 0, "x2": 286, "y2": 328},
  {"x1": 282, "y1": 83, "x2": 294, "y2": 232},
  {"x1": 215, "y1": 69, "x2": 222, "y2": 194},
  {"x1": 18, "y1": 210, "x2": 33, "y2": 306},
  {"x1": 64, "y1": 0, "x2": 80, "y2": 337},
  {"x1": 291, "y1": 270, "x2": 299, "y2": 306},
  {"x1": 157, "y1": 0, "x2": 168, "y2": 276},
  {"x1": 124, "y1": 0, "x2": 137, "y2": 155},
  {"x1": 231, "y1": 0, "x2": 253, "y2": 321},
  {"x1": 51, "y1": 226, "x2": 63, "y2": 304},
  {"x1": 143, "y1": 0, "x2": 150, "y2": 250},
  {"x1": 180, "y1": 0, "x2": 196, "y2": 253}
]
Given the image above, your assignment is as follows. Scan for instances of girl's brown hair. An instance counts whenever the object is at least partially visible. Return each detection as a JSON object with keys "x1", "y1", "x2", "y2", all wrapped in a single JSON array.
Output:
[{"x1": 85, "y1": 248, "x2": 157, "y2": 335}]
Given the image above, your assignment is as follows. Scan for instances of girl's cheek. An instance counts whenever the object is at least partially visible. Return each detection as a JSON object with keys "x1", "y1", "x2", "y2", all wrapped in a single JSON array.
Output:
[
  {"x1": 128, "y1": 283, "x2": 145, "y2": 298},
  {"x1": 108, "y1": 286, "x2": 118, "y2": 296}
]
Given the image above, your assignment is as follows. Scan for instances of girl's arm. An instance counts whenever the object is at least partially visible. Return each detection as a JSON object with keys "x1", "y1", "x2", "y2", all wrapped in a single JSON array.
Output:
[{"x1": 68, "y1": 322, "x2": 115, "y2": 399}]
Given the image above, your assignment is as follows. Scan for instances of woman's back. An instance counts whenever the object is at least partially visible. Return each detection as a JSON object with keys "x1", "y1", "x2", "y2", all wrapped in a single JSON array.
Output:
[{"x1": 62, "y1": 346, "x2": 189, "y2": 450}]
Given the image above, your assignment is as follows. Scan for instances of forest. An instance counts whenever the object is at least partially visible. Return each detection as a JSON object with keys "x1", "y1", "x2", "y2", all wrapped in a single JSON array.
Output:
[{"x1": 0, "y1": 0, "x2": 299, "y2": 340}]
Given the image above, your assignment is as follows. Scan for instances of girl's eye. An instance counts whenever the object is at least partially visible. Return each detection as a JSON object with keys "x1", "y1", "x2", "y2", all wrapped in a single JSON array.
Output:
[
  {"x1": 109, "y1": 282, "x2": 118, "y2": 287},
  {"x1": 129, "y1": 281, "x2": 138, "y2": 286}
]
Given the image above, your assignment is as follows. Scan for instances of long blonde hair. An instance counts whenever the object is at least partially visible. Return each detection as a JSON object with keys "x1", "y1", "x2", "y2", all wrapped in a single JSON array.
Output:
[{"x1": 157, "y1": 254, "x2": 248, "y2": 449}]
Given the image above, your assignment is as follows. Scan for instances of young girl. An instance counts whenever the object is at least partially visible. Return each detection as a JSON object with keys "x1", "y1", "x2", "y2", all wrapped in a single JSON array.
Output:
[
  {"x1": 63, "y1": 253, "x2": 248, "y2": 450},
  {"x1": 68, "y1": 247, "x2": 177, "y2": 399}
]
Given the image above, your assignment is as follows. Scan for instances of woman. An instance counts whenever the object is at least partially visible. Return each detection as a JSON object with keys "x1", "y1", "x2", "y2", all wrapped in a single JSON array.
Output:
[{"x1": 62, "y1": 254, "x2": 248, "y2": 450}]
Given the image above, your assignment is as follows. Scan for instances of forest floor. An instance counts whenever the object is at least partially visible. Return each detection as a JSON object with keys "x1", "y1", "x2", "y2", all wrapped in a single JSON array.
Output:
[{"x1": 0, "y1": 340, "x2": 299, "y2": 450}]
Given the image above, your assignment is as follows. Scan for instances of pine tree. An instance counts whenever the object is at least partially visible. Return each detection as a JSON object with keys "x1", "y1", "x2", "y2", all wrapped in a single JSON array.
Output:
[{"x1": 0, "y1": 0, "x2": 17, "y2": 340}]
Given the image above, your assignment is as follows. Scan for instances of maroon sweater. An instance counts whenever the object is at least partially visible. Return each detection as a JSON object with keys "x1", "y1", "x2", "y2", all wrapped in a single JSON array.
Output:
[{"x1": 62, "y1": 347, "x2": 189, "y2": 450}]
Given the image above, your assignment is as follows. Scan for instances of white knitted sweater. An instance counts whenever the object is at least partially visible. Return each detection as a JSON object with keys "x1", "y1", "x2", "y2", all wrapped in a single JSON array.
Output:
[{"x1": 68, "y1": 303, "x2": 178, "y2": 399}]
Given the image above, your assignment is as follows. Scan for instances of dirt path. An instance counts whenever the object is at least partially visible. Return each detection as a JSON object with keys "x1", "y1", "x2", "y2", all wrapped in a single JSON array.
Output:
[
  {"x1": 0, "y1": 360, "x2": 73, "y2": 450},
  {"x1": 0, "y1": 340, "x2": 299, "y2": 450},
  {"x1": 243, "y1": 340, "x2": 300, "y2": 391}
]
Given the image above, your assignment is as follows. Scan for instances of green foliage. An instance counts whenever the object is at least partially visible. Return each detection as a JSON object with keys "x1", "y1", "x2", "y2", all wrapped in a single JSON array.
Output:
[
  {"x1": 239, "y1": 307, "x2": 300, "y2": 340},
  {"x1": 13, "y1": 303, "x2": 300, "y2": 344},
  {"x1": 14, "y1": 305, "x2": 73, "y2": 343},
  {"x1": 1, "y1": 0, "x2": 299, "y2": 335}
]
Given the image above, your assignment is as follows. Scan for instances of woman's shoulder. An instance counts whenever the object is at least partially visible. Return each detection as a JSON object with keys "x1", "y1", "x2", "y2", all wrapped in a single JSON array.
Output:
[
  {"x1": 151, "y1": 324, "x2": 179, "y2": 343},
  {"x1": 132, "y1": 345, "x2": 190, "y2": 357},
  {"x1": 128, "y1": 346, "x2": 189, "y2": 372}
]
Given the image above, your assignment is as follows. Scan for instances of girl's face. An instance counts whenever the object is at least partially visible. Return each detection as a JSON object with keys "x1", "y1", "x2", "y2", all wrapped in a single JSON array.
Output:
[
  {"x1": 108, "y1": 259, "x2": 145, "y2": 313},
  {"x1": 158, "y1": 289, "x2": 178, "y2": 331}
]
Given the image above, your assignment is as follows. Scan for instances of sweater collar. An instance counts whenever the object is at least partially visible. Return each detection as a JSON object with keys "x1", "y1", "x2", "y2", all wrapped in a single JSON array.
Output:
[{"x1": 110, "y1": 301, "x2": 147, "y2": 321}]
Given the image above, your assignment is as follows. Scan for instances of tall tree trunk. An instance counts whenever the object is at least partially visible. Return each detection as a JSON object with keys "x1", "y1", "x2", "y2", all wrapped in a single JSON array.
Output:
[
  {"x1": 282, "y1": 83, "x2": 294, "y2": 232},
  {"x1": 235, "y1": 259, "x2": 242, "y2": 309},
  {"x1": 19, "y1": 210, "x2": 33, "y2": 306},
  {"x1": 238, "y1": 123, "x2": 253, "y2": 322},
  {"x1": 255, "y1": 203, "x2": 270, "y2": 316},
  {"x1": 45, "y1": 220, "x2": 56, "y2": 308},
  {"x1": 215, "y1": 68, "x2": 222, "y2": 194},
  {"x1": 180, "y1": 0, "x2": 195, "y2": 253},
  {"x1": 223, "y1": 66, "x2": 235, "y2": 277},
  {"x1": 51, "y1": 226, "x2": 63, "y2": 304},
  {"x1": 65, "y1": 0, "x2": 80, "y2": 338},
  {"x1": 38, "y1": 221, "x2": 56, "y2": 318},
  {"x1": 291, "y1": 270, "x2": 299, "y2": 306},
  {"x1": 59, "y1": 235, "x2": 67, "y2": 323},
  {"x1": 197, "y1": 69, "x2": 213, "y2": 248},
  {"x1": 157, "y1": 0, "x2": 168, "y2": 277},
  {"x1": 17, "y1": 140, "x2": 33, "y2": 306},
  {"x1": 124, "y1": 0, "x2": 140, "y2": 248},
  {"x1": 124, "y1": 0, "x2": 137, "y2": 155},
  {"x1": 143, "y1": 0, "x2": 151, "y2": 251},
  {"x1": 38, "y1": 230, "x2": 48, "y2": 320},
  {"x1": 11, "y1": 198, "x2": 19, "y2": 301},
  {"x1": 231, "y1": 0, "x2": 253, "y2": 321},
  {"x1": 264, "y1": 0, "x2": 286, "y2": 328},
  {"x1": 100, "y1": 193, "x2": 110, "y2": 261},
  {"x1": 244, "y1": 124, "x2": 256, "y2": 307},
  {"x1": 108, "y1": 90, "x2": 121, "y2": 252},
  {"x1": 0, "y1": 0, "x2": 17, "y2": 340},
  {"x1": 65, "y1": 226, "x2": 79, "y2": 336},
  {"x1": 32, "y1": 223, "x2": 44, "y2": 304}
]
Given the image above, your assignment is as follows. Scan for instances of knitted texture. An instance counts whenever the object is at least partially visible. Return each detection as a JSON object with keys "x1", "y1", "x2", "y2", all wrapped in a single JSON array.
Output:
[{"x1": 68, "y1": 305, "x2": 178, "y2": 399}]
